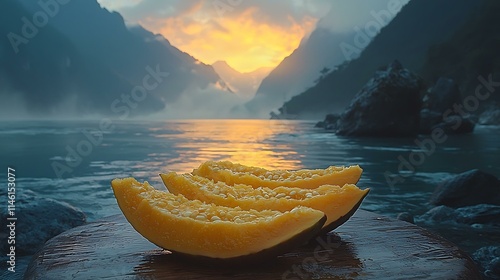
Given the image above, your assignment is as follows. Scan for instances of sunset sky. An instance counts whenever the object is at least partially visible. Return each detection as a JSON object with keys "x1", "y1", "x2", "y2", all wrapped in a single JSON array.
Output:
[{"x1": 97, "y1": 0, "x2": 406, "y2": 72}]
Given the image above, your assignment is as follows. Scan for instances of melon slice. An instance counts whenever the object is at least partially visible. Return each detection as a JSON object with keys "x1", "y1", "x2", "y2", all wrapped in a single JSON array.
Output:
[
  {"x1": 160, "y1": 172, "x2": 369, "y2": 234},
  {"x1": 192, "y1": 161, "x2": 363, "y2": 189},
  {"x1": 111, "y1": 178, "x2": 326, "y2": 262}
]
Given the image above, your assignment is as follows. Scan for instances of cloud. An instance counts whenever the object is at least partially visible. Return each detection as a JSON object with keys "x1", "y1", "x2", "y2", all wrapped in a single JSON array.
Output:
[
  {"x1": 117, "y1": 0, "x2": 328, "y2": 28},
  {"x1": 317, "y1": 0, "x2": 410, "y2": 33},
  {"x1": 150, "y1": 8, "x2": 315, "y2": 72},
  {"x1": 97, "y1": 0, "x2": 409, "y2": 72},
  {"x1": 99, "y1": 1, "x2": 327, "y2": 72},
  {"x1": 97, "y1": 0, "x2": 143, "y2": 11}
]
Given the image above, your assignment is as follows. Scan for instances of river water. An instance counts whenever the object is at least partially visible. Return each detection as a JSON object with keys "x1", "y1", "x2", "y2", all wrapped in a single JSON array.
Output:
[{"x1": 1, "y1": 119, "x2": 499, "y2": 277}]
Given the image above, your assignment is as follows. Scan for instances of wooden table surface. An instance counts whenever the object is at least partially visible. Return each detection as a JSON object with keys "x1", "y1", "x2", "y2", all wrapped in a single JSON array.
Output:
[{"x1": 25, "y1": 210, "x2": 481, "y2": 279}]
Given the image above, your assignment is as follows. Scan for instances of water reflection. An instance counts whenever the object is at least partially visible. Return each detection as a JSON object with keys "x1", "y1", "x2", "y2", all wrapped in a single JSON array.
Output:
[{"x1": 153, "y1": 120, "x2": 303, "y2": 173}]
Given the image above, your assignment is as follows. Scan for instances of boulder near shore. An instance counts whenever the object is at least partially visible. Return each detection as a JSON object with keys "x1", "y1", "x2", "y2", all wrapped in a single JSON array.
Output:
[
  {"x1": 430, "y1": 169, "x2": 500, "y2": 208},
  {"x1": 0, "y1": 189, "x2": 86, "y2": 255},
  {"x1": 335, "y1": 60, "x2": 425, "y2": 137}
]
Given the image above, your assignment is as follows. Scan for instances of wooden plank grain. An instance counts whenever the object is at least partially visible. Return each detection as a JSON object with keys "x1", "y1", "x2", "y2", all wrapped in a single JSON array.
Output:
[{"x1": 24, "y1": 210, "x2": 482, "y2": 279}]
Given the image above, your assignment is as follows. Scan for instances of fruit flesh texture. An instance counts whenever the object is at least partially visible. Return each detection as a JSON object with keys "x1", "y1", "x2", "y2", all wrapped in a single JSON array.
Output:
[
  {"x1": 111, "y1": 177, "x2": 326, "y2": 259},
  {"x1": 160, "y1": 172, "x2": 369, "y2": 231},
  {"x1": 192, "y1": 161, "x2": 363, "y2": 189}
]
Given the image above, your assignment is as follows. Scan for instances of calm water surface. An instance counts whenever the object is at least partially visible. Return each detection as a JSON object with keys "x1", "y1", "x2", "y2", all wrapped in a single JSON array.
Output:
[{"x1": 1, "y1": 119, "x2": 499, "y2": 268}]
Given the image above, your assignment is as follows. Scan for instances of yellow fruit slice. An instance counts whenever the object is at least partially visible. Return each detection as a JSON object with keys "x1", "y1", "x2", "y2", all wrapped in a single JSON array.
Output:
[
  {"x1": 192, "y1": 161, "x2": 363, "y2": 189},
  {"x1": 111, "y1": 177, "x2": 326, "y2": 262},
  {"x1": 160, "y1": 172, "x2": 369, "y2": 234}
]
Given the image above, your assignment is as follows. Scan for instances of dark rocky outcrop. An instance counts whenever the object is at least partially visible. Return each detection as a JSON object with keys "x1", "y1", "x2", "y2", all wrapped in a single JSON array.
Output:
[
  {"x1": 315, "y1": 114, "x2": 340, "y2": 130},
  {"x1": 430, "y1": 169, "x2": 500, "y2": 208},
  {"x1": 0, "y1": 190, "x2": 86, "y2": 255},
  {"x1": 418, "y1": 204, "x2": 500, "y2": 226},
  {"x1": 431, "y1": 115, "x2": 476, "y2": 134},
  {"x1": 336, "y1": 61, "x2": 424, "y2": 137},
  {"x1": 419, "y1": 78, "x2": 475, "y2": 135},
  {"x1": 473, "y1": 246, "x2": 500, "y2": 280},
  {"x1": 396, "y1": 212, "x2": 415, "y2": 224},
  {"x1": 318, "y1": 76, "x2": 476, "y2": 135},
  {"x1": 479, "y1": 104, "x2": 500, "y2": 125},
  {"x1": 422, "y1": 169, "x2": 500, "y2": 280},
  {"x1": 423, "y1": 78, "x2": 462, "y2": 113},
  {"x1": 419, "y1": 109, "x2": 444, "y2": 134}
]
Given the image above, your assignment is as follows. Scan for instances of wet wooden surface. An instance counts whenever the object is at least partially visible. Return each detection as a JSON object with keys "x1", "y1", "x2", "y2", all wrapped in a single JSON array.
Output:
[{"x1": 25, "y1": 210, "x2": 481, "y2": 279}]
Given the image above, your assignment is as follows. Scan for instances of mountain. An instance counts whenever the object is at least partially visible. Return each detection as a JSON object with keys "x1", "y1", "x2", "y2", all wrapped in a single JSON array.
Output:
[
  {"x1": 0, "y1": 0, "x2": 227, "y2": 118},
  {"x1": 278, "y1": 0, "x2": 483, "y2": 119},
  {"x1": 0, "y1": 0, "x2": 85, "y2": 116},
  {"x1": 244, "y1": 28, "x2": 354, "y2": 116},
  {"x1": 420, "y1": 0, "x2": 500, "y2": 105},
  {"x1": 212, "y1": 61, "x2": 272, "y2": 99}
]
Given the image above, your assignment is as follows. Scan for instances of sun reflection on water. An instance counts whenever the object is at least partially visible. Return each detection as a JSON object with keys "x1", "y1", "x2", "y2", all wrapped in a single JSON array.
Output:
[{"x1": 153, "y1": 119, "x2": 303, "y2": 173}]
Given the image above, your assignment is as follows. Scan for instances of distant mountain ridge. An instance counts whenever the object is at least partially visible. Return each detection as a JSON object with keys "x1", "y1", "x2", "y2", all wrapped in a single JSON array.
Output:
[
  {"x1": 0, "y1": 0, "x2": 227, "y2": 117},
  {"x1": 244, "y1": 27, "x2": 355, "y2": 116},
  {"x1": 212, "y1": 60, "x2": 272, "y2": 99},
  {"x1": 278, "y1": 0, "x2": 483, "y2": 119}
]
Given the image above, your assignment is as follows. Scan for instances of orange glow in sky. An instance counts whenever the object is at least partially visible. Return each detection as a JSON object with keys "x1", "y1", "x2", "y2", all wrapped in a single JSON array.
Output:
[{"x1": 138, "y1": 8, "x2": 317, "y2": 73}]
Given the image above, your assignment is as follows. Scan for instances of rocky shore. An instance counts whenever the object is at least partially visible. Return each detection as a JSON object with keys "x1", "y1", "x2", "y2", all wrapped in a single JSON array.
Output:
[
  {"x1": 313, "y1": 63, "x2": 500, "y2": 278},
  {"x1": 410, "y1": 170, "x2": 500, "y2": 279},
  {"x1": 0, "y1": 188, "x2": 86, "y2": 279},
  {"x1": 0, "y1": 189, "x2": 86, "y2": 255},
  {"x1": 315, "y1": 61, "x2": 500, "y2": 137}
]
